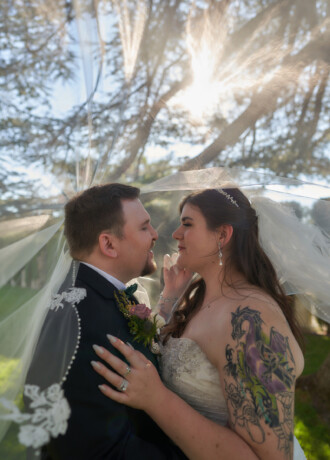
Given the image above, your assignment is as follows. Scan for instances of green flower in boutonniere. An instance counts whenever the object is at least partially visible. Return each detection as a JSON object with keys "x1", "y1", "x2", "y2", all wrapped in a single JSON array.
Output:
[{"x1": 114, "y1": 290, "x2": 165, "y2": 353}]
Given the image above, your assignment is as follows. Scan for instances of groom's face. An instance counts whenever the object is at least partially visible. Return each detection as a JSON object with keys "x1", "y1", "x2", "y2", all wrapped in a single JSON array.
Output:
[{"x1": 117, "y1": 199, "x2": 158, "y2": 279}]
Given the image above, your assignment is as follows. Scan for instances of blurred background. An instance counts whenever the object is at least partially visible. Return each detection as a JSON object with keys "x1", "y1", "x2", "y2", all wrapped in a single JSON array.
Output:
[{"x1": 1, "y1": 0, "x2": 329, "y2": 457}]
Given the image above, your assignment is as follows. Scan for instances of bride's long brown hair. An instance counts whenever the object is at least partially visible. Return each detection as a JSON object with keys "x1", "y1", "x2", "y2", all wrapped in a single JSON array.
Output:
[{"x1": 162, "y1": 188, "x2": 304, "y2": 350}]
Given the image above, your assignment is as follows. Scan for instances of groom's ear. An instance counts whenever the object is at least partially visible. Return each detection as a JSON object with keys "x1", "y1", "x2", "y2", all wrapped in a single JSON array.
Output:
[{"x1": 98, "y1": 232, "x2": 118, "y2": 258}]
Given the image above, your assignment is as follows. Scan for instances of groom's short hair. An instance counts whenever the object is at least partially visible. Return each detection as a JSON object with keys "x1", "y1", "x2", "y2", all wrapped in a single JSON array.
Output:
[{"x1": 64, "y1": 183, "x2": 140, "y2": 258}]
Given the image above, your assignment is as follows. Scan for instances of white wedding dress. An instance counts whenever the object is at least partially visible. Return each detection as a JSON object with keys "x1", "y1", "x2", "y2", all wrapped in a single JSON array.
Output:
[{"x1": 160, "y1": 337, "x2": 306, "y2": 460}]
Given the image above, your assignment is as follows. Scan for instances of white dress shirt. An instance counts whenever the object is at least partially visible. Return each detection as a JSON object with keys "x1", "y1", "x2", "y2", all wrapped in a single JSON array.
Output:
[{"x1": 80, "y1": 262, "x2": 126, "y2": 291}]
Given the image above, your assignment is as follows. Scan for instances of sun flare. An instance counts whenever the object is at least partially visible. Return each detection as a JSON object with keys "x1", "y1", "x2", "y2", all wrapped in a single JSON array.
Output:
[
  {"x1": 169, "y1": 2, "x2": 231, "y2": 123},
  {"x1": 175, "y1": 42, "x2": 222, "y2": 121},
  {"x1": 169, "y1": 1, "x2": 310, "y2": 126}
]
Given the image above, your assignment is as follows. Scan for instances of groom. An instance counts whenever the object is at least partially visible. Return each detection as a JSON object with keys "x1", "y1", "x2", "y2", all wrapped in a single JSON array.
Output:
[{"x1": 46, "y1": 183, "x2": 186, "y2": 459}]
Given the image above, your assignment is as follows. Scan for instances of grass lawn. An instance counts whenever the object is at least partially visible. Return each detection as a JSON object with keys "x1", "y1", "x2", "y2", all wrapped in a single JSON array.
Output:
[
  {"x1": 0, "y1": 285, "x2": 37, "y2": 321},
  {"x1": 294, "y1": 334, "x2": 330, "y2": 460}
]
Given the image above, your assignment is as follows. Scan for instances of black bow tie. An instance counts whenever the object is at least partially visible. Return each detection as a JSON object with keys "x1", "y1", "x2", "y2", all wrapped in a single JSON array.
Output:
[{"x1": 124, "y1": 283, "x2": 138, "y2": 299}]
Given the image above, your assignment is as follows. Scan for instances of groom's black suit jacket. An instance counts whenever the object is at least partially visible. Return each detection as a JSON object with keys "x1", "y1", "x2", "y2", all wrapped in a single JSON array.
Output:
[{"x1": 45, "y1": 264, "x2": 186, "y2": 460}]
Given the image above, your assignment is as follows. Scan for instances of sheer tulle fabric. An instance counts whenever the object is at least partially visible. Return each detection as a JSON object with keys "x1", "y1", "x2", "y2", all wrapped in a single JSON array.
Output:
[
  {"x1": 1, "y1": 167, "x2": 330, "y2": 457},
  {"x1": 1, "y1": 0, "x2": 330, "y2": 456},
  {"x1": 141, "y1": 168, "x2": 330, "y2": 323}
]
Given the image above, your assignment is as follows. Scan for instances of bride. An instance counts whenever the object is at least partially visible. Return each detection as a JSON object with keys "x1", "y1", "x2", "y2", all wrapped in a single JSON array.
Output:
[{"x1": 91, "y1": 187, "x2": 306, "y2": 460}]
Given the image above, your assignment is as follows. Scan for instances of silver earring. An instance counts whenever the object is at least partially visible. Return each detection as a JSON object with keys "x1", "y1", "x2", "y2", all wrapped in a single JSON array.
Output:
[{"x1": 218, "y1": 243, "x2": 223, "y2": 266}]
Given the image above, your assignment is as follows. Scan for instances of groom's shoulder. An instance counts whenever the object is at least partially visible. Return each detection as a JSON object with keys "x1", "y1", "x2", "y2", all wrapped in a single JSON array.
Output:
[{"x1": 75, "y1": 263, "x2": 118, "y2": 300}]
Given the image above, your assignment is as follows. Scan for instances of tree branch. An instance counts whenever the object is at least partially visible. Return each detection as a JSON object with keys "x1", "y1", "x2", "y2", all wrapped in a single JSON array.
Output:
[{"x1": 179, "y1": 29, "x2": 330, "y2": 171}]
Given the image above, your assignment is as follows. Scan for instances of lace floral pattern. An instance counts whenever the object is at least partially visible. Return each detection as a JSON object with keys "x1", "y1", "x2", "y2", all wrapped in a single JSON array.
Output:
[
  {"x1": 50, "y1": 287, "x2": 86, "y2": 311},
  {"x1": 160, "y1": 337, "x2": 200, "y2": 381},
  {"x1": 0, "y1": 287, "x2": 86, "y2": 450},
  {"x1": 160, "y1": 337, "x2": 228, "y2": 425},
  {"x1": 0, "y1": 384, "x2": 70, "y2": 448}
]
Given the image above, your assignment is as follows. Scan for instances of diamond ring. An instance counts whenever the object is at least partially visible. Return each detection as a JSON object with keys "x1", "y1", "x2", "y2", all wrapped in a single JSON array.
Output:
[
  {"x1": 118, "y1": 379, "x2": 129, "y2": 392},
  {"x1": 123, "y1": 365, "x2": 131, "y2": 377}
]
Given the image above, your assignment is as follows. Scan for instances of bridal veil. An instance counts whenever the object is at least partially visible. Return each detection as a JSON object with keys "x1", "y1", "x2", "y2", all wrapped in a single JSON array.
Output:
[{"x1": 1, "y1": 0, "x2": 329, "y2": 457}]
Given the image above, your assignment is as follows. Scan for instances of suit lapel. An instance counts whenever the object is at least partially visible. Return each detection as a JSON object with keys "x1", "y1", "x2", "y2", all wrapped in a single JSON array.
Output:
[{"x1": 76, "y1": 263, "x2": 159, "y2": 369}]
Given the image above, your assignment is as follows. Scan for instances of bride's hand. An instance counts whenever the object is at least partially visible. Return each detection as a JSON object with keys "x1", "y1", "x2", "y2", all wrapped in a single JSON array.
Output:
[
  {"x1": 91, "y1": 335, "x2": 164, "y2": 411},
  {"x1": 163, "y1": 253, "x2": 193, "y2": 298}
]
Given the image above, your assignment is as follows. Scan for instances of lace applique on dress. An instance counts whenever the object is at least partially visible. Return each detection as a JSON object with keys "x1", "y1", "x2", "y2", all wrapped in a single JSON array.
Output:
[
  {"x1": 160, "y1": 337, "x2": 229, "y2": 425},
  {"x1": 160, "y1": 337, "x2": 200, "y2": 380},
  {"x1": 0, "y1": 384, "x2": 70, "y2": 448}
]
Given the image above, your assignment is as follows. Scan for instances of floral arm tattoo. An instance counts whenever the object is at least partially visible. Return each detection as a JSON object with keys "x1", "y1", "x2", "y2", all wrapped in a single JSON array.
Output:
[{"x1": 224, "y1": 306, "x2": 295, "y2": 459}]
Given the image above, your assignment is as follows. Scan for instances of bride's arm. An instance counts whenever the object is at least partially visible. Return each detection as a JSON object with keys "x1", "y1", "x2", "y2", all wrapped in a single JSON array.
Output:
[
  {"x1": 213, "y1": 301, "x2": 299, "y2": 460},
  {"x1": 154, "y1": 293, "x2": 179, "y2": 322},
  {"x1": 92, "y1": 336, "x2": 258, "y2": 460}
]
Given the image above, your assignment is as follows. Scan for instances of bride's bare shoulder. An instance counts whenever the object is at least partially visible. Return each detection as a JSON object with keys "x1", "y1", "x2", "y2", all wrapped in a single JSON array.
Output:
[{"x1": 218, "y1": 285, "x2": 288, "y2": 321}]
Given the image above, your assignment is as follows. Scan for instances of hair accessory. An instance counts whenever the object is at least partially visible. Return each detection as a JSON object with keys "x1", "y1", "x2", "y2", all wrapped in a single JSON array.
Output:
[
  {"x1": 217, "y1": 189, "x2": 239, "y2": 208},
  {"x1": 218, "y1": 243, "x2": 223, "y2": 266}
]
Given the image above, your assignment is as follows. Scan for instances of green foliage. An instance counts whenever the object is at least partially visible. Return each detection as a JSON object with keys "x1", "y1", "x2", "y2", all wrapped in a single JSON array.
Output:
[
  {"x1": 0, "y1": 423, "x2": 25, "y2": 460},
  {"x1": 294, "y1": 334, "x2": 330, "y2": 459},
  {"x1": 0, "y1": 286, "x2": 37, "y2": 321},
  {"x1": 295, "y1": 389, "x2": 330, "y2": 460},
  {"x1": 311, "y1": 199, "x2": 330, "y2": 234},
  {"x1": 302, "y1": 335, "x2": 330, "y2": 376},
  {"x1": 0, "y1": 362, "x2": 25, "y2": 459},
  {"x1": 0, "y1": 356, "x2": 21, "y2": 394},
  {"x1": 1, "y1": 0, "x2": 330, "y2": 203},
  {"x1": 114, "y1": 291, "x2": 159, "y2": 347}
]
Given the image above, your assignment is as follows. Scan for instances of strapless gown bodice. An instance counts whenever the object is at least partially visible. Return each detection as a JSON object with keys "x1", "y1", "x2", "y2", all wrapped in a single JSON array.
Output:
[
  {"x1": 160, "y1": 336, "x2": 306, "y2": 460},
  {"x1": 160, "y1": 336, "x2": 228, "y2": 425}
]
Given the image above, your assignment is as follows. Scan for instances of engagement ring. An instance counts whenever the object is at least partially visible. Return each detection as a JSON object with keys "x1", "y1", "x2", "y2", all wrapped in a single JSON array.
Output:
[
  {"x1": 123, "y1": 365, "x2": 131, "y2": 377},
  {"x1": 118, "y1": 379, "x2": 129, "y2": 392}
]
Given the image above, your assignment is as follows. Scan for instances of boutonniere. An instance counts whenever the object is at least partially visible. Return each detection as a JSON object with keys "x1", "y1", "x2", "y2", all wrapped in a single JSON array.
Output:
[{"x1": 114, "y1": 290, "x2": 165, "y2": 354}]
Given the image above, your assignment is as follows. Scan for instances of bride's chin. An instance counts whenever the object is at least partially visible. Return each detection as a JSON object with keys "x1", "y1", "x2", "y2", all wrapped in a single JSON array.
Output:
[{"x1": 177, "y1": 256, "x2": 190, "y2": 271}]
